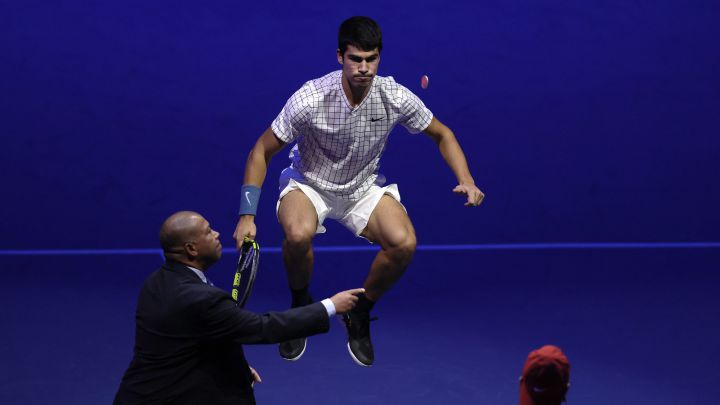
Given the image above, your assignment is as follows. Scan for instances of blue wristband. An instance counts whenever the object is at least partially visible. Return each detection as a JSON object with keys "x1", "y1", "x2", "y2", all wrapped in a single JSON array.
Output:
[{"x1": 239, "y1": 185, "x2": 261, "y2": 216}]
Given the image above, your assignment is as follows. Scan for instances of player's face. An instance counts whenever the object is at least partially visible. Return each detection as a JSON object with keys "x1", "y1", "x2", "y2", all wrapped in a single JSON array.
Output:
[{"x1": 337, "y1": 45, "x2": 380, "y2": 89}]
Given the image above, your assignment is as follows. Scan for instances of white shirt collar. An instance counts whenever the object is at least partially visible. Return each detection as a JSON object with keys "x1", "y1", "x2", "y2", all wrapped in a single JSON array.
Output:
[{"x1": 186, "y1": 266, "x2": 208, "y2": 284}]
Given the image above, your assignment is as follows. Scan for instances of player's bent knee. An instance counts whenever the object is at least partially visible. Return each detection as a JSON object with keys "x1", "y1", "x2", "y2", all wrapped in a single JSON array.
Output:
[
  {"x1": 384, "y1": 231, "x2": 416, "y2": 262},
  {"x1": 399, "y1": 235, "x2": 417, "y2": 259},
  {"x1": 283, "y1": 225, "x2": 315, "y2": 249}
]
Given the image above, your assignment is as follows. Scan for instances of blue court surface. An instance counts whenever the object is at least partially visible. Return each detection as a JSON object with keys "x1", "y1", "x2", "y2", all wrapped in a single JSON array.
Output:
[{"x1": 2, "y1": 246, "x2": 718, "y2": 404}]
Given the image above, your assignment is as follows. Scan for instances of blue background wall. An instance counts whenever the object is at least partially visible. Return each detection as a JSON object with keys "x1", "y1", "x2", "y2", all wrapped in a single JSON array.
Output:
[{"x1": 2, "y1": 0, "x2": 718, "y2": 249}]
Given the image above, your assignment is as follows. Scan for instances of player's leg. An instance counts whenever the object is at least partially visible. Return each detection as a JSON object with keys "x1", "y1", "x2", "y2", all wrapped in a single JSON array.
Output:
[
  {"x1": 277, "y1": 189, "x2": 319, "y2": 360},
  {"x1": 360, "y1": 195, "x2": 417, "y2": 301},
  {"x1": 342, "y1": 193, "x2": 416, "y2": 366},
  {"x1": 278, "y1": 189, "x2": 318, "y2": 293}
]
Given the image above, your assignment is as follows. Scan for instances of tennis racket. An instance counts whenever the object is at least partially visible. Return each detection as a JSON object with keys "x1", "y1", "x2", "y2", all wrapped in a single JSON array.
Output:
[{"x1": 231, "y1": 238, "x2": 260, "y2": 308}]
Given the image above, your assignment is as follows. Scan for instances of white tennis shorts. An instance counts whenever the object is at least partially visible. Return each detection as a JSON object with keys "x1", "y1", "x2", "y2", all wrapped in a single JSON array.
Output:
[{"x1": 276, "y1": 178, "x2": 404, "y2": 238}]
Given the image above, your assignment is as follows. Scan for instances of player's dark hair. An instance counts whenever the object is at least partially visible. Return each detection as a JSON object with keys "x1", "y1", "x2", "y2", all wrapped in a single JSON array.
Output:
[{"x1": 338, "y1": 16, "x2": 382, "y2": 55}]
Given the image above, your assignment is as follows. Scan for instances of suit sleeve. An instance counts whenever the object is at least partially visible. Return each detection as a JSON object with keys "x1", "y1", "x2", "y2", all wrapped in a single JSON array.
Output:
[{"x1": 193, "y1": 289, "x2": 330, "y2": 344}]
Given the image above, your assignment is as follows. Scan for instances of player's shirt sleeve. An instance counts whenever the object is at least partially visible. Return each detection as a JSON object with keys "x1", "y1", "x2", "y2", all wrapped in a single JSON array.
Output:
[
  {"x1": 396, "y1": 83, "x2": 434, "y2": 134},
  {"x1": 271, "y1": 82, "x2": 315, "y2": 143}
]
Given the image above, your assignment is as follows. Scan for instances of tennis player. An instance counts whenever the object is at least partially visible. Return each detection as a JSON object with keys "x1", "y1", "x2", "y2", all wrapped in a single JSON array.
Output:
[{"x1": 233, "y1": 16, "x2": 484, "y2": 367}]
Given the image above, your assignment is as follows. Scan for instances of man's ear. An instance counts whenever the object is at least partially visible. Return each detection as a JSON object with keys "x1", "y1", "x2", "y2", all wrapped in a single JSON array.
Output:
[
  {"x1": 184, "y1": 242, "x2": 198, "y2": 258},
  {"x1": 337, "y1": 49, "x2": 343, "y2": 65}
]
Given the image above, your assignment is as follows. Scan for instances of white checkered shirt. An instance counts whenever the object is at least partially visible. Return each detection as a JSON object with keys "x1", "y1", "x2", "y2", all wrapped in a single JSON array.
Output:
[{"x1": 271, "y1": 70, "x2": 433, "y2": 199}]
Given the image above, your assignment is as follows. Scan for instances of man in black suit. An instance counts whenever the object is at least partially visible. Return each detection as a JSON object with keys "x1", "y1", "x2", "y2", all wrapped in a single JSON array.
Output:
[{"x1": 114, "y1": 211, "x2": 363, "y2": 405}]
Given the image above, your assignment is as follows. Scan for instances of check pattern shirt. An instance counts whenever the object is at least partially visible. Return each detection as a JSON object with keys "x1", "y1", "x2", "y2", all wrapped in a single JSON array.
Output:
[{"x1": 271, "y1": 70, "x2": 433, "y2": 199}]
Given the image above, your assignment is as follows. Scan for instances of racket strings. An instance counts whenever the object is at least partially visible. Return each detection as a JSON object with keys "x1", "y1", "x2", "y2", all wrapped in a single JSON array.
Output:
[{"x1": 232, "y1": 240, "x2": 260, "y2": 307}]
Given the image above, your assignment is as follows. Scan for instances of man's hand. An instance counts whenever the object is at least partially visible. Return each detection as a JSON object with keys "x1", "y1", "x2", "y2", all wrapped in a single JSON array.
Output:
[
  {"x1": 453, "y1": 183, "x2": 485, "y2": 206},
  {"x1": 249, "y1": 366, "x2": 262, "y2": 387},
  {"x1": 233, "y1": 215, "x2": 257, "y2": 250},
  {"x1": 329, "y1": 288, "x2": 365, "y2": 314}
]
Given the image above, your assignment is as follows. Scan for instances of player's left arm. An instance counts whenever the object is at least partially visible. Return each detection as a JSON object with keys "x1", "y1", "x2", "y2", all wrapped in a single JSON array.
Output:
[{"x1": 423, "y1": 117, "x2": 485, "y2": 206}]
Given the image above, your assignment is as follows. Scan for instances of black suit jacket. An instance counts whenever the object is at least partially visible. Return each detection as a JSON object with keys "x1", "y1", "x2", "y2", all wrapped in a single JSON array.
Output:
[{"x1": 114, "y1": 261, "x2": 329, "y2": 405}]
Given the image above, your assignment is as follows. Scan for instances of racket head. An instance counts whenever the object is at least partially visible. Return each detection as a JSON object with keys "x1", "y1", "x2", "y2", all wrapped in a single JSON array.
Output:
[{"x1": 232, "y1": 239, "x2": 260, "y2": 307}]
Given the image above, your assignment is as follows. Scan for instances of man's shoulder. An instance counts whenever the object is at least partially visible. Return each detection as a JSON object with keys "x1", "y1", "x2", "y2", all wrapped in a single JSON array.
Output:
[
  {"x1": 142, "y1": 263, "x2": 211, "y2": 294},
  {"x1": 137, "y1": 266, "x2": 213, "y2": 315},
  {"x1": 284, "y1": 71, "x2": 342, "y2": 112},
  {"x1": 373, "y1": 75, "x2": 415, "y2": 102},
  {"x1": 297, "y1": 70, "x2": 340, "y2": 92},
  {"x1": 309, "y1": 70, "x2": 342, "y2": 89},
  {"x1": 160, "y1": 272, "x2": 226, "y2": 313}
]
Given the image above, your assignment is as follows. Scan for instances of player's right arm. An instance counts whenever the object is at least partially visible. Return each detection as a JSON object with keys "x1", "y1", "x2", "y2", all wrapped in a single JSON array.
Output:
[
  {"x1": 235, "y1": 82, "x2": 313, "y2": 249},
  {"x1": 233, "y1": 127, "x2": 286, "y2": 249}
]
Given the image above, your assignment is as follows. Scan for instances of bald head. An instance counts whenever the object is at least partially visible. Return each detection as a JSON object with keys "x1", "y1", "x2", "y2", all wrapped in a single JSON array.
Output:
[
  {"x1": 159, "y1": 211, "x2": 222, "y2": 269},
  {"x1": 159, "y1": 211, "x2": 204, "y2": 252}
]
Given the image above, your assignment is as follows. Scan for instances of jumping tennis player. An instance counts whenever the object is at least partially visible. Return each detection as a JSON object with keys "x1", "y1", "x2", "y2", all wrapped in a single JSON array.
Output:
[{"x1": 233, "y1": 16, "x2": 484, "y2": 367}]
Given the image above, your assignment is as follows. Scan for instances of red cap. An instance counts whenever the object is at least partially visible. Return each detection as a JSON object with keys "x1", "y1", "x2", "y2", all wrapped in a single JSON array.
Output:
[{"x1": 519, "y1": 345, "x2": 570, "y2": 405}]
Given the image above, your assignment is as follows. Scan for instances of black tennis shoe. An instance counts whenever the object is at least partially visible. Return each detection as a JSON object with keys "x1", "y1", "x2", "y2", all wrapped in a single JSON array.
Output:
[
  {"x1": 342, "y1": 309, "x2": 375, "y2": 367},
  {"x1": 279, "y1": 291, "x2": 313, "y2": 361},
  {"x1": 279, "y1": 337, "x2": 307, "y2": 361}
]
